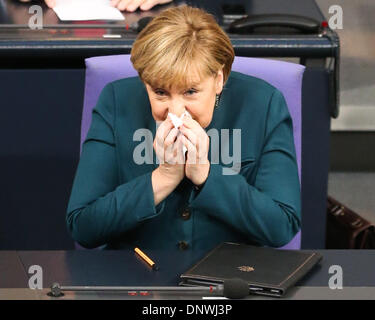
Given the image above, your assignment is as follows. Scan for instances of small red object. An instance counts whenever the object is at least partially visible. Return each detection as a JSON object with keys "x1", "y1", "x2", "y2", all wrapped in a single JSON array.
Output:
[
  {"x1": 209, "y1": 286, "x2": 213, "y2": 293},
  {"x1": 128, "y1": 291, "x2": 137, "y2": 296},
  {"x1": 140, "y1": 291, "x2": 150, "y2": 296},
  {"x1": 125, "y1": 24, "x2": 129, "y2": 31},
  {"x1": 321, "y1": 21, "x2": 328, "y2": 28}
]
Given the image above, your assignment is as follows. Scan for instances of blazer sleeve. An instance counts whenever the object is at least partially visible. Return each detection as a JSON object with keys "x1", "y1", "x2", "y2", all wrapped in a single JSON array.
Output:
[
  {"x1": 66, "y1": 83, "x2": 165, "y2": 248},
  {"x1": 189, "y1": 89, "x2": 301, "y2": 247}
]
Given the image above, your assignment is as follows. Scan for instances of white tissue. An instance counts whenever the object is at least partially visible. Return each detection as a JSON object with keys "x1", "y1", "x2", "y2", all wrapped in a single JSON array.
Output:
[
  {"x1": 168, "y1": 113, "x2": 183, "y2": 129},
  {"x1": 168, "y1": 111, "x2": 191, "y2": 155}
]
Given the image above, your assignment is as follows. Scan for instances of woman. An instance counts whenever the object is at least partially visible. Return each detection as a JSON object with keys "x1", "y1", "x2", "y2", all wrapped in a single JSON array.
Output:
[{"x1": 67, "y1": 6, "x2": 301, "y2": 251}]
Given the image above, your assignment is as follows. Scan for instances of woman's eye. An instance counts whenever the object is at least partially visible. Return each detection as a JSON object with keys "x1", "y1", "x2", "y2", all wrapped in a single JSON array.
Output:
[
  {"x1": 185, "y1": 89, "x2": 197, "y2": 96},
  {"x1": 155, "y1": 89, "x2": 166, "y2": 96}
]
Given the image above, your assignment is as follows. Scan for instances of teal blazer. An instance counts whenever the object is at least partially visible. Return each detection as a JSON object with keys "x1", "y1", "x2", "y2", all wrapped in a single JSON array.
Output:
[{"x1": 67, "y1": 71, "x2": 301, "y2": 251}]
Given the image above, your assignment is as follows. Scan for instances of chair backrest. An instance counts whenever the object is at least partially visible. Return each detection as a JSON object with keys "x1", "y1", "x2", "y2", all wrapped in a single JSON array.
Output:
[{"x1": 82, "y1": 54, "x2": 304, "y2": 249}]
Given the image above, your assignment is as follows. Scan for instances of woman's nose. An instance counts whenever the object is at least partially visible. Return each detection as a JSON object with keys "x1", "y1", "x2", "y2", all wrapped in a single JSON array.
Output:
[{"x1": 168, "y1": 98, "x2": 186, "y2": 117}]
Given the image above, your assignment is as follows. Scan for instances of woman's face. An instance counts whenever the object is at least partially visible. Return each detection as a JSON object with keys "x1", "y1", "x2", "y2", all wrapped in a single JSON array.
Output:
[{"x1": 145, "y1": 69, "x2": 224, "y2": 128}]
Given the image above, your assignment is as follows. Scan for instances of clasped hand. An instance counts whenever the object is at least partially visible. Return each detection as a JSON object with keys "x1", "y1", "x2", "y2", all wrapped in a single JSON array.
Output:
[{"x1": 153, "y1": 116, "x2": 210, "y2": 186}]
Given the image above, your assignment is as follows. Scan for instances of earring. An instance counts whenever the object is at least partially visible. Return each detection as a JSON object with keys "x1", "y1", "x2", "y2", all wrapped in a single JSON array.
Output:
[{"x1": 215, "y1": 94, "x2": 220, "y2": 108}]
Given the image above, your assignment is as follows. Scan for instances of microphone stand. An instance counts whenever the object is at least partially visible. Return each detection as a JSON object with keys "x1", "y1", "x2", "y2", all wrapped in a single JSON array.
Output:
[{"x1": 49, "y1": 282, "x2": 224, "y2": 298}]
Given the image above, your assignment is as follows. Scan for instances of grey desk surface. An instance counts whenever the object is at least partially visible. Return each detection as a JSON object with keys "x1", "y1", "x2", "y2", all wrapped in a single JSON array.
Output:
[{"x1": 1, "y1": 249, "x2": 375, "y2": 300}]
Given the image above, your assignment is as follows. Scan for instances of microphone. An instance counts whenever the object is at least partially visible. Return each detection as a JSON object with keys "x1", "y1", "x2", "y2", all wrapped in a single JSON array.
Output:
[
  {"x1": 223, "y1": 278, "x2": 249, "y2": 299},
  {"x1": 49, "y1": 278, "x2": 249, "y2": 299}
]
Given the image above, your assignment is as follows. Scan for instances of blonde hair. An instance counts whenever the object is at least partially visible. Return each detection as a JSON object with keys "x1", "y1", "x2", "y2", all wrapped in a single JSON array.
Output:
[{"x1": 130, "y1": 5, "x2": 234, "y2": 90}]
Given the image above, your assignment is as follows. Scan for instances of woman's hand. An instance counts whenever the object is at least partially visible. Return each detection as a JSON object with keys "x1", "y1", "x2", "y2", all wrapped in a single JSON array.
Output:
[
  {"x1": 110, "y1": 0, "x2": 173, "y2": 12},
  {"x1": 179, "y1": 117, "x2": 210, "y2": 187},
  {"x1": 154, "y1": 117, "x2": 185, "y2": 182},
  {"x1": 43, "y1": 0, "x2": 55, "y2": 8},
  {"x1": 151, "y1": 117, "x2": 185, "y2": 205}
]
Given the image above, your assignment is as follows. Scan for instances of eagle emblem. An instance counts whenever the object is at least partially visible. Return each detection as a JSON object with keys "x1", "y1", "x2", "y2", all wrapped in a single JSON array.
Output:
[{"x1": 237, "y1": 266, "x2": 255, "y2": 272}]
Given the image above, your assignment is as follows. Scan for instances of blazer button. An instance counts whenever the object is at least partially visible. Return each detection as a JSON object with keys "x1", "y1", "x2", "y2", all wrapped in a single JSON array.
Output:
[
  {"x1": 181, "y1": 208, "x2": 191, "y2": 220},
  {"x1": 178, "y1": 241, "x2": 189, "y2": 250}
]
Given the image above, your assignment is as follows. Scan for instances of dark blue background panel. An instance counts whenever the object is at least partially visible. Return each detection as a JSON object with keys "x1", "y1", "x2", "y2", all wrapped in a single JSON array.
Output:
[{"x1": 0, "y1": 69, "x2": 84, "y2": 249}]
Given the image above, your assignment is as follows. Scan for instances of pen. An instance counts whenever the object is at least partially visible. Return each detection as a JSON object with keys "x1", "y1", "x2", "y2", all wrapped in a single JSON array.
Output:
[{"x1": 134, "y1": 247, "x2": 159, "y2": 271}]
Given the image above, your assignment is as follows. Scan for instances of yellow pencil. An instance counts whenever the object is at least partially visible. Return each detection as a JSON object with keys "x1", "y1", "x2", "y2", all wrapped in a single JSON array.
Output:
[{"x1": 134, "y1": 247, "x2": 159, "y2": 271}]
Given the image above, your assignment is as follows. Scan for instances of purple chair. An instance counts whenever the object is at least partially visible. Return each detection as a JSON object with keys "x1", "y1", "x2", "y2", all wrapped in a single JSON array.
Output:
[{"x1": 81, "y1": 54, "x2": 305, "y2": 249}]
